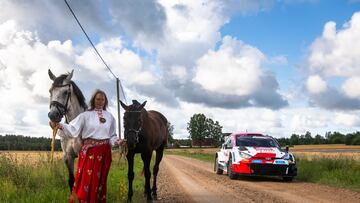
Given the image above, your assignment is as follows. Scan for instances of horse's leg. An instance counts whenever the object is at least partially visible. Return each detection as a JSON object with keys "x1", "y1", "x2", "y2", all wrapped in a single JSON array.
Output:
[
  {"x1": 152, "y1": 144, "x2": 164, "y2": 199},
  {"x1": 141, "y1": 151, "x2": 152, "y2": 201},
  {"x1": 127, "y1": 152, "x2": 135, "y2": 202},
  {"x1": 64, "y1": 155, "x2": 75, "y2": 192}
]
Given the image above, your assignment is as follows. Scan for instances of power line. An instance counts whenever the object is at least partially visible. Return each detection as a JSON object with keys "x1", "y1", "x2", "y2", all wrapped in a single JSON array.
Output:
[
  {"x1": 63, "y1": 0, "x2": 127, "y2": 103},
  {"x1": 63, "y1": 0, "x2": 117, "y2": 79}
]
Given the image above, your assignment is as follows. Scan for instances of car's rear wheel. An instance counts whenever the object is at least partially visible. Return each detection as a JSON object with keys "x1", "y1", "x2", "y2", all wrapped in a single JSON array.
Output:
[
  {"x1": 214, "y1": 156, "x2": 223, "y2": 174},
  {"x1": 227, "y1": 156, "x2": 236, "y2": 180},
  {"x1": 282, "y1": 177, "x2": 294, "y2": 182}
]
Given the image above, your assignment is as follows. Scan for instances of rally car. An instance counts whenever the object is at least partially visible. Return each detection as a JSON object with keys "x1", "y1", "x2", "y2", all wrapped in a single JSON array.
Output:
[{"x1": 214, "y1": 133, "x2": 297, "y2": 181}]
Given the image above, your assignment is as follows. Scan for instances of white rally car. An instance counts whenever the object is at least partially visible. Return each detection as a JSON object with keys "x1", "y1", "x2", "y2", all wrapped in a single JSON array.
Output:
[{"x1": 214, "y1": 133, "x2": 297, "y2": 181}]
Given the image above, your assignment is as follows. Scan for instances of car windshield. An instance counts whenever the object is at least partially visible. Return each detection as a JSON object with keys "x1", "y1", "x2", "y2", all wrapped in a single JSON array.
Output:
[{"x1": 236, "y1": 136, "x2": 279, "y2": 148}]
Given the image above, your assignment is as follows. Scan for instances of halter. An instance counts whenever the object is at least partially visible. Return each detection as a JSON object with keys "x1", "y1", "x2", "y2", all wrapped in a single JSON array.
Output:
[
  {"x1": 49, "y1": 84, "x2": 71, "y2": 122},
  {"x1": 124, "y1": 110, "x2": 143, "y2": 143}
]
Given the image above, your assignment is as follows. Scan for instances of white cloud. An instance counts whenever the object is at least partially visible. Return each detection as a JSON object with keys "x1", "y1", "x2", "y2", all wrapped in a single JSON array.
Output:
[
  {"x1": 306, "y1": 75, "x2": 327, "y2": 94},
  {"x1": 308, "y1": 12, "x2": 360, "y2": 77},
  {"x1": 342, "y1": 77, "x2": 360, "y2": 99},
  {"x1": 193, "y1": 36, "x2": 264, "y2": 96},
  {"x1": 170, "y1": 65, "x2": 187, "y2": 81},
  {"x1": 334, "y1": 112, "x2": 360, "y2": 126},
  {"x1": 305, "y1": 11, "x2": 360, "y2": 109},
  {"x1": 76, "y1": 38, "x2": 157, "y2": 85},
  {"x1": 155, "y1": 0, "x2": 227, "y2": 69},
  {"x1": 0, "y1": 20, "x2": 158, "y2": 137}
]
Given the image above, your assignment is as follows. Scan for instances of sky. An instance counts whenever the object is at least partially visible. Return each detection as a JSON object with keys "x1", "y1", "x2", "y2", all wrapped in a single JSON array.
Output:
[{"x1": 1, "y1": 0, "x2": 360, "y2": 139}]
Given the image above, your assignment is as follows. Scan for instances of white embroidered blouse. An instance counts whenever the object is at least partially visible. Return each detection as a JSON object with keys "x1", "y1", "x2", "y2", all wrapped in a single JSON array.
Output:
[{"x1": 60, "y1": 109, "x2": 118, "y2": 146}]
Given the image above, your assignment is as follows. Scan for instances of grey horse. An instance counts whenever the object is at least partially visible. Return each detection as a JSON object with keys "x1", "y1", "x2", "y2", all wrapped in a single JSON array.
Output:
[{"x1": 48, "y1": 69, "x2": 87, "y2": 191}]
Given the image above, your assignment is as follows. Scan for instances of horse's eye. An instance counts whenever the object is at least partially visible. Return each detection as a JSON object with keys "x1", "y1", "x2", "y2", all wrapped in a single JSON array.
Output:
[{"x1": 63, "y1": 91, "x2": 68, "y2": 95}]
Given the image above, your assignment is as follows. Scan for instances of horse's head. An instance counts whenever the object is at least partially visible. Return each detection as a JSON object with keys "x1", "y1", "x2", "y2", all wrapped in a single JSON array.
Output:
[
  {"x1": 120, "y1": 100, "x2": 147, "y2": 150},
  {"x1": 48, "y1": 69, "x2": 74, "y2": 123}
]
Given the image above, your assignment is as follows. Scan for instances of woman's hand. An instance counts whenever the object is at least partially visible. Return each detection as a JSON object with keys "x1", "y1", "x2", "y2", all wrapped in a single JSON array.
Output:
[
  {"x1": 115, "y1": 139, "x2": 126, "y2": 146},
  {"x1": 49, "y1": 121, "x2": 59, "y2": 129}
]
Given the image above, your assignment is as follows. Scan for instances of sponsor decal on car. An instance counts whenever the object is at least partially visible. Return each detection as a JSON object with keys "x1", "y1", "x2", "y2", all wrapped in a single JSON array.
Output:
[
  {"x1": 274, "y1": 160, "x2": 287, "y2": 165},
  {"x1": 251, "y1": 159, "x2": 262, "y2": 164}
]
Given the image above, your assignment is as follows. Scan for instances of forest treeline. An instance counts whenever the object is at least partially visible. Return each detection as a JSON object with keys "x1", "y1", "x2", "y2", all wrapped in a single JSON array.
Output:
[
  {"x1": 0, "y1": 135, "x2": 61, "y2": 151},
  {"x1": 1, "y1": 130, "x2": 359, "y2": 150},
  {"x1": 277, "y1": 131, "x2": 360, "y2": 146}
]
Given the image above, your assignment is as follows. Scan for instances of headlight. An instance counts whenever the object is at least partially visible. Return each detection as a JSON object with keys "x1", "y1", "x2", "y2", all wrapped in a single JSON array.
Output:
[
  {"x1": 239, "y1": 151, "x2": 252, "y2": 159},
  {"x1": 282, "y1": 153, "x2": 290, "y2": 160},
  {"x1": 282, "y1": 153, "x2": 294, "y2": 162}
]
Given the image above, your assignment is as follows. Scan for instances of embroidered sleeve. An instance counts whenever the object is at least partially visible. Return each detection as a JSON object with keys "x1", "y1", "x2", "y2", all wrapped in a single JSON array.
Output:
[
  {"x1": 61, "y1": 112, "x2": 85, "y2": 138},
  {"x1": 109, "y1": 114, "x2": 118, "y2": 146}
]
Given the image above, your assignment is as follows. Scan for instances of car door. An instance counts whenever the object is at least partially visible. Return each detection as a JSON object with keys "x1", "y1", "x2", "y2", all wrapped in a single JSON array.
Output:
[{"x1": 221, "y1": 138, "x2": 231, "y2": 163}]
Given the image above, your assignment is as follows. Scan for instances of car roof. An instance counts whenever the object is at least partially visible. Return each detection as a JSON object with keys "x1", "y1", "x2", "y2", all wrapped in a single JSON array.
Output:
[{"x1": 231, "y1": 132, "x2": 265, "y2": 137}]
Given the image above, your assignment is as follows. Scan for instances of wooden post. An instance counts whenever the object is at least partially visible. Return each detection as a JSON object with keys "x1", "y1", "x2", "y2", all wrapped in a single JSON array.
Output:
[{"x1": 116, "y1": 78, "x2": 121, "y2": 139}]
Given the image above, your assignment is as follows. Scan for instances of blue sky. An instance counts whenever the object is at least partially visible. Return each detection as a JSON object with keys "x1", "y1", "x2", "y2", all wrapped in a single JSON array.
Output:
[{"x1": 0, "y1": 0, "x2": 360, "y2": 139}]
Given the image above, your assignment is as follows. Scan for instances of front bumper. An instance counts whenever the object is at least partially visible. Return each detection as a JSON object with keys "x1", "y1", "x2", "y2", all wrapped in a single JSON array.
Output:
[{"x1": 232, "y1": 162, "x2": 297, "y2": 177}]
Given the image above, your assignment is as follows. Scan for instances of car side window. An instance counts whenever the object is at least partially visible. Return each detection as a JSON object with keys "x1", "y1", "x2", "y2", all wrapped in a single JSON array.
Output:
[
  {"x1": 229, "y1": 137, "x2": 234, "y2": 148},
  {"x1": 225, "y1": 138, "x2": 232, "y2": 149}
]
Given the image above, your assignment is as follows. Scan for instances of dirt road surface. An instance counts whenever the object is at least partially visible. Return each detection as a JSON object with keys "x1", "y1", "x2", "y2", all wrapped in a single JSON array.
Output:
[{"x1": 156, "y1": 155, "x2": 360, "y2": 203}]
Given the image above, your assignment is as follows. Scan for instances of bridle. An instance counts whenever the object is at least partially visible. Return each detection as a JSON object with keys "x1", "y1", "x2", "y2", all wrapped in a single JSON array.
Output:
[
  {"x1": 124, "y1": 110, "x2": 143, "y2": 143},
  {"x1": 49, "y1": 84, "x2": 71, "y2": 122}
]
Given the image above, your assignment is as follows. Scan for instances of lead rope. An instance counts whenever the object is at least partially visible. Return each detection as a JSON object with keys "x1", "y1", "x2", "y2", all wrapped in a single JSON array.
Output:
[
  {"x1": 118, "y1": 140, "x2": 128, "y2": 165},
  {"x1": 51, "y1": 125, "x2": 59, "y2": 163}
]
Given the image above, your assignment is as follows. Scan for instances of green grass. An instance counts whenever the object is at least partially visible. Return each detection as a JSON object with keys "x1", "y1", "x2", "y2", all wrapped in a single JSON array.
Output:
[
  {"x1": 0, "y1": 152, "x2": 150, "y2": 203},
  {"x1": 296, "y1": 157, "x2": 360, "y2": 191},
  {"x1": 167, "y1": 150, "x2": 360, "y2": 191},
  {"x1": 166, "y1": 150, "x2": 214, "y2": 163}
]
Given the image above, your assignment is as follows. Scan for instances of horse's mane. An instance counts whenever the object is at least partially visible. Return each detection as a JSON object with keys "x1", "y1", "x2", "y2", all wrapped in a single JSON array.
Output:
[{"x1": 52, "y1": 74, "x2": 88, "y2": 110}]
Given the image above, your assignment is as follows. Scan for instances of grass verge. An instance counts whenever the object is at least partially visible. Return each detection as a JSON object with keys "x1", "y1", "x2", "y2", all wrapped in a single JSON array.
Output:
[{"x1": 0, "y1": 151, "x2": 148, "y2": 203}]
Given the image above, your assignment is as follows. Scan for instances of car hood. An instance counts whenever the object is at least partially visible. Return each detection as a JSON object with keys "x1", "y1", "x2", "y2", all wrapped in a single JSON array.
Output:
[{"x1": 240, "y1": 146, "x2": 286, "y2": 158}]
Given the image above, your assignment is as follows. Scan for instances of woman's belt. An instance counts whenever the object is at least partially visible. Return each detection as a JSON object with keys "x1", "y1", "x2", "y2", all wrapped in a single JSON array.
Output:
[
  {"x1": 83, "y1": 138, "x2": 109, "y2": 146},
  {"x1": 81, "y1": 138, "x2": 109, "y2": 154}
]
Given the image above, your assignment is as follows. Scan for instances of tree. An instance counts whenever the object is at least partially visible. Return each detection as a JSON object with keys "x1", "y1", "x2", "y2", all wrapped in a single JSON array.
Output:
[
  {"x1": 206, "y1": 119, "x2": 222, "y2": 147},
  {"x1": 187, "y1": 114, "x2": 207, "y2": 147},
  {"x1": 303, "y1": 131, "x2": 313, "y2": 145},
  {"x1": 187, "y1": 114, "x2": 223, "y2": 147},
  {"x1": 167, "y1": 122, "x2": 174, "y2": 145},
  {"x1": 290, "y1": 134, "x2": 299, "y2": 145},
  {"x1": 314, "y1": 134, "x2": 325, "y2": 144}
]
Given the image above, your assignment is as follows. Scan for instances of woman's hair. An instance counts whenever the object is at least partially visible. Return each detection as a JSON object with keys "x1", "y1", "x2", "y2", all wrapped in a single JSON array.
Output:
[{"x1": 88, "y1": 89, "x2": 108, "y2": 111}]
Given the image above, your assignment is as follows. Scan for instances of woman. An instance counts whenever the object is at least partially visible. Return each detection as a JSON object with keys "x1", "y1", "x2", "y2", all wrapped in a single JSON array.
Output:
[{"x1": 50, "y1": 89, "x2": 120, "y2": 203}]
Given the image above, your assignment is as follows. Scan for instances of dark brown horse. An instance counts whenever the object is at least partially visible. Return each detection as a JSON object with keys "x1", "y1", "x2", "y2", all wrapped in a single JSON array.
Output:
[{"x1": 120, "y1": 100, "x2": 168, "y2": 202}]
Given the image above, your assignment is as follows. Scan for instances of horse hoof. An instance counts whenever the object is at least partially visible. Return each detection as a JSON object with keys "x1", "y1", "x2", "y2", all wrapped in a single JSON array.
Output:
[{"x1": 152, "y1": 195, "x2": 158, "y2": 200}]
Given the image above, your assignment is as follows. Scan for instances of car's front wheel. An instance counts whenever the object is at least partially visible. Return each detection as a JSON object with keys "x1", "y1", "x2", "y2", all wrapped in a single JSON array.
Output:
[
  {"x1": 227, "y1": 156, "x2": 236, "y2": 179},
  {"x1": 214, "y1": 156, "x2": 223, "y2": 174}
]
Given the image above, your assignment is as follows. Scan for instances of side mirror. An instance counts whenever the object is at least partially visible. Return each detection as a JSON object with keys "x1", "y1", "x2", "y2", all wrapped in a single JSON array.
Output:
[{"x1": 284, "y1": 145, "x2": 289, "y2": 152}]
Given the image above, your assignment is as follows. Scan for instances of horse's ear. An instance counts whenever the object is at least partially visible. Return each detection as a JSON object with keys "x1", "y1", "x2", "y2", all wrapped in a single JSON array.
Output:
[
  {"x1": 48, "y1": 69, "x2": 56, "y2": 81},
  {"x1": 140, "y1": 101, "x2": 147, "y2": 109},
  {"x1": 120, "y1": 100, "x2": 128, "y2": 110},
  {"x1": 64, "y1": 69, "x2": 74, "y2": 83}
]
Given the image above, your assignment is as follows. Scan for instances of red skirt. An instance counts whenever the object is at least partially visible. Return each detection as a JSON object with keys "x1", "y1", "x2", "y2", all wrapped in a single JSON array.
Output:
[{"x1": 70, "y1": 139, "x2": 112, "y2": 203}]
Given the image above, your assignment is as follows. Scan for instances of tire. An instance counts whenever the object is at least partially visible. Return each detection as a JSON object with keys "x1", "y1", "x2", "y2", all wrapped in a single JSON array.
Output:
[
  {"x1": 214, "y1": 156, "x2": 223, "y2": 175},
  {"x1": 282, "y1": 177, "x2": 294, "y2": 182},
  {"x1": 227, "y1": 156, "x2": 236, "y2": 180}
]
